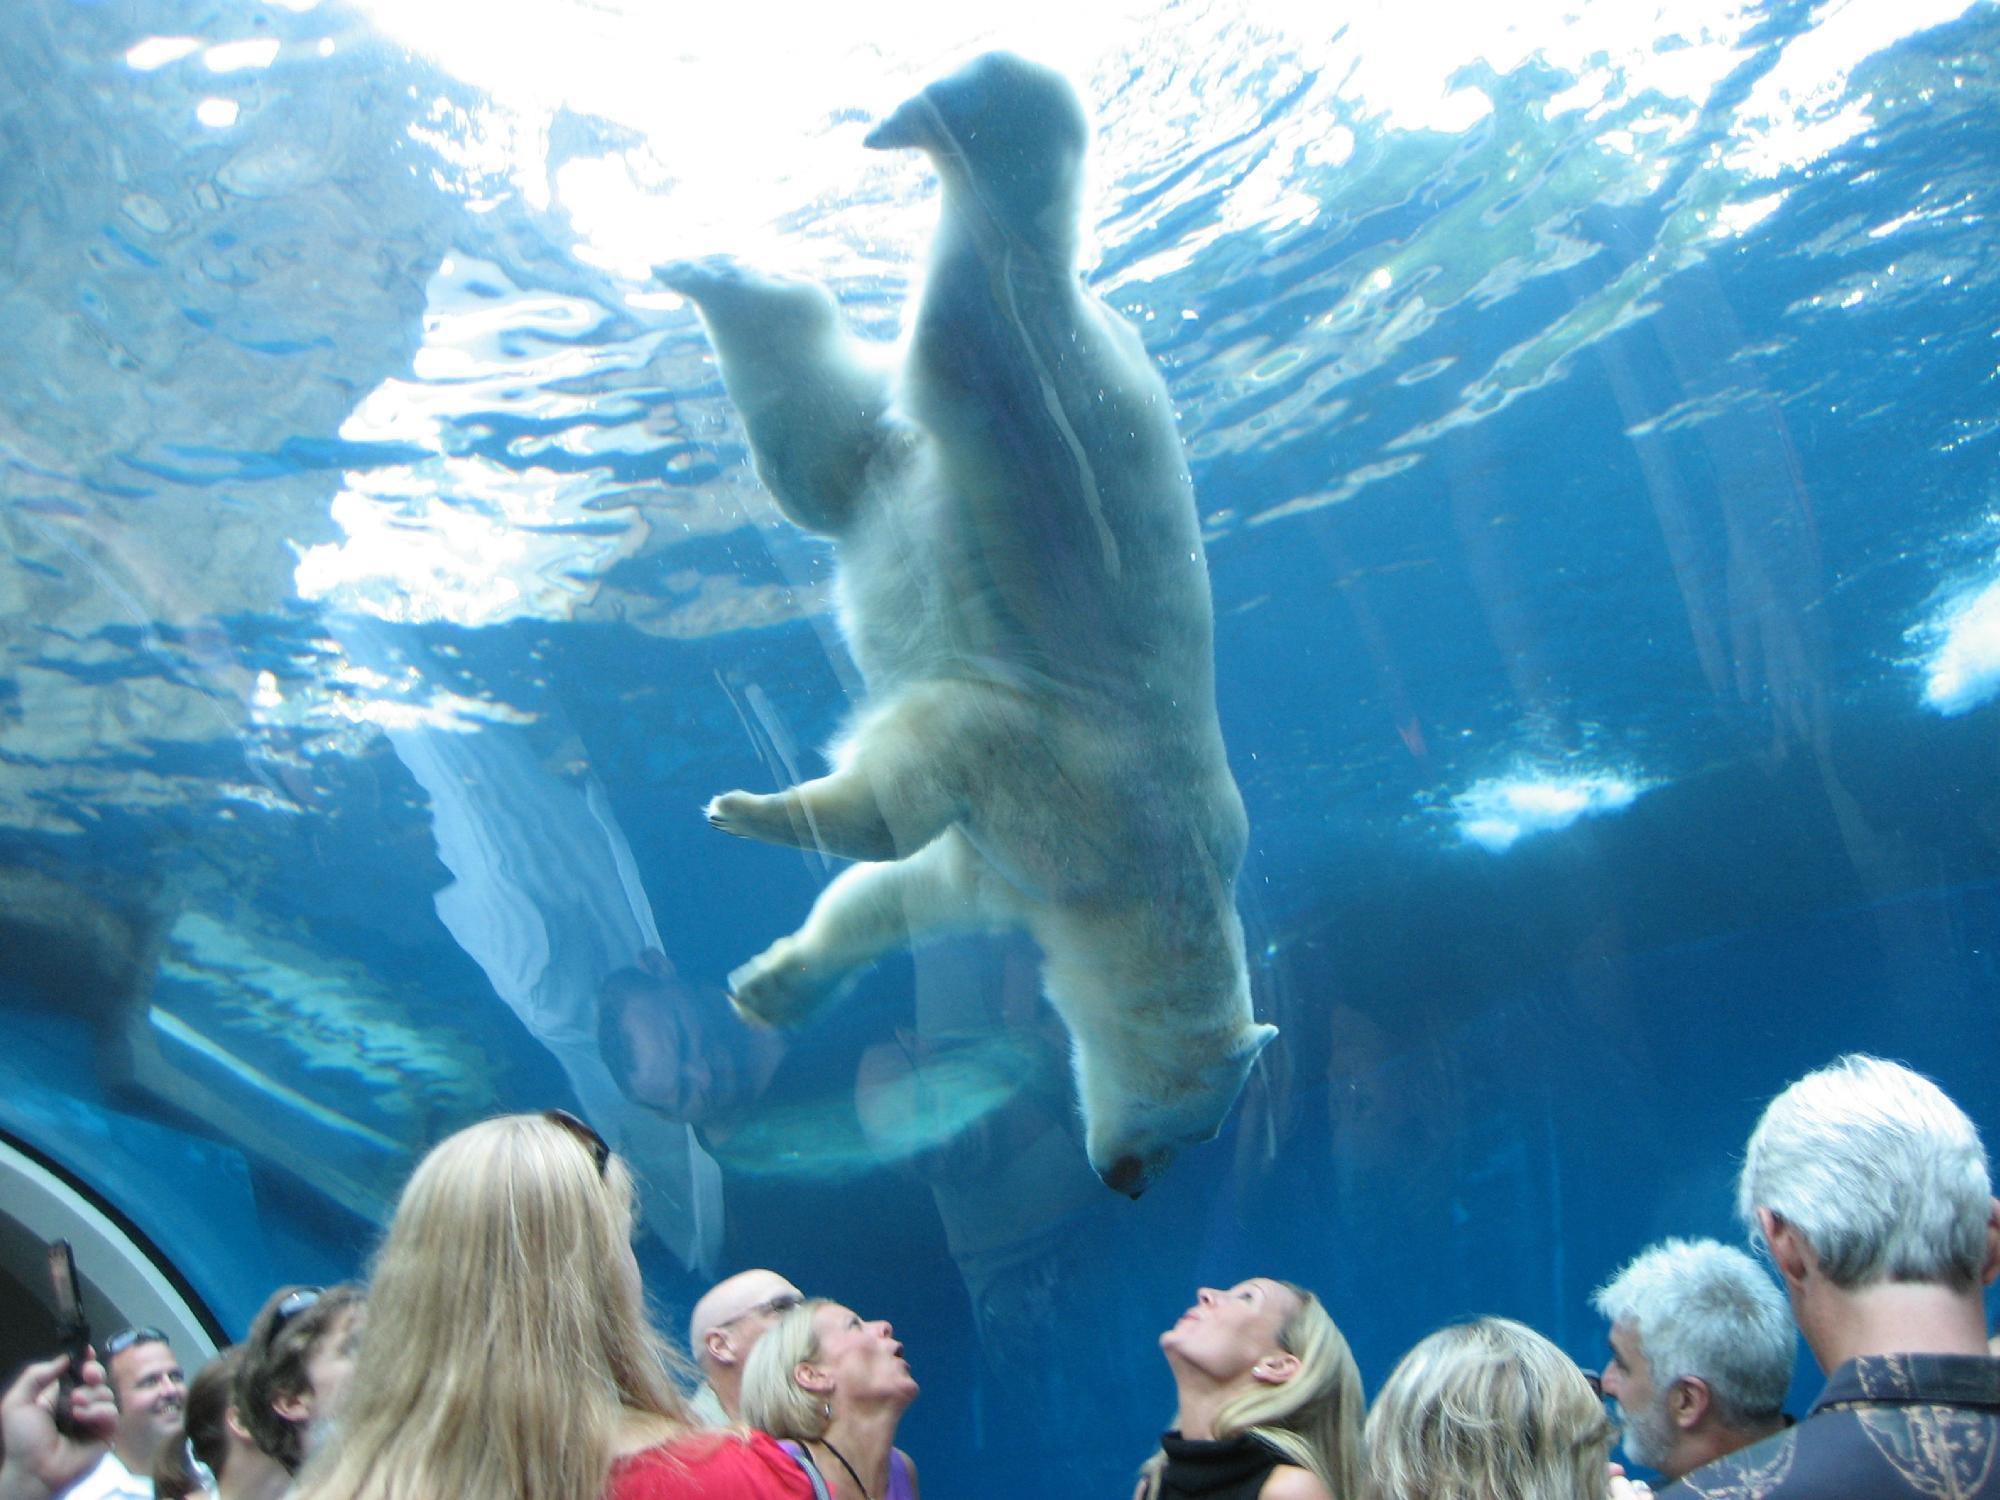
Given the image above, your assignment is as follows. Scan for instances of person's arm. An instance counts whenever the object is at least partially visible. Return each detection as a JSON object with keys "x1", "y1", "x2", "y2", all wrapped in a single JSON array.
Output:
[
  {"x1": 1257, "y1": 1464, "x2": 1334, "y2": 1500},
  {"x1": 0, "y1": 1354, "x2": 117, "y2": 1500}
]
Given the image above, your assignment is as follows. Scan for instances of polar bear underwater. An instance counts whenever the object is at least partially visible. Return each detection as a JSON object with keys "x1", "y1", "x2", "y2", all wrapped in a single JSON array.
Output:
[{"x1": 660, "y1": 51, "x2": 1270, "y2": 1196}]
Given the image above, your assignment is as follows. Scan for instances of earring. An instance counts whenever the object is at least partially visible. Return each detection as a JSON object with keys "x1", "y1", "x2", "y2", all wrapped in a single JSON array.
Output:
[{"x1": 822, "y1": 1401, "x2": 833, "y2": 1421}]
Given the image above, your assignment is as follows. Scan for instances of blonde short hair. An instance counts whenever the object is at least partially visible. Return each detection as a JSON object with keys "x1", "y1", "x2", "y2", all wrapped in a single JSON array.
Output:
[
  {"x1": 740, "y1": 1298, "x2": 834, "y2": 1441},
  {"x1": 1366, "y1": 1318, "x2": 1613, "y2": 1500},
  {"x1": 292, "y1": 1114, "x2": 697, "y2": 1500}
]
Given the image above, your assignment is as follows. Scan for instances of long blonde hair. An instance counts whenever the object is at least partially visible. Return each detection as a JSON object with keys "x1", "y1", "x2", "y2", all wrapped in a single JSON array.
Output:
[
  {"x1": 1365, "y1": 1317, "x2": 1614, "y2": 1500},
  {"x1": 740, "y1": 1298, "x2": 835, "y2": 1441},
  {"x1": 1146, "y1": 1283, "x2": 1367, "y2": 1498},
  {"x1": 292, "y1": 1114, "x2": 697, "y2": 1500}
]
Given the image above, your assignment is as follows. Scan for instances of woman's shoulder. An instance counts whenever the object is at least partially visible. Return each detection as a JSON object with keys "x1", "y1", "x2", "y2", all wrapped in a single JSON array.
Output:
[
  {"x1": 608, "y1": 1430, "x2": 815, "y2": 1499},
  {"x1": 1256, "y1": 1463, "x2": 1334, "y2": 1500}
]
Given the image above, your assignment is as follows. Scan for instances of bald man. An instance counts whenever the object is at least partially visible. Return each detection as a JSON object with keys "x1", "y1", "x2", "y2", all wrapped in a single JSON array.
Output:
[{"x1": 687, "y1": 1269, "x2": 803, "y2": 1424}]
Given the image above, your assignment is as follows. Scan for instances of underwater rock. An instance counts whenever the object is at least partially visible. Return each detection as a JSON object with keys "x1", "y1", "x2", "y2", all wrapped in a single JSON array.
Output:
[{"x1": 664, "y1": 53, "x2": 1268, "y2": 1197}]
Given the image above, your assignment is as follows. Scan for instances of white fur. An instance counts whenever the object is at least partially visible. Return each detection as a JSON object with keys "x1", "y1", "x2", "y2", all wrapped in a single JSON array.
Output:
[{"x1": 659, "y1": 53, "x2": 1270, "y2": 1194}]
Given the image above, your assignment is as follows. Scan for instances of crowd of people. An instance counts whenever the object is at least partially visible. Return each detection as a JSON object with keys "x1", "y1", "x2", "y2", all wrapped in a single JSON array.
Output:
[
  {"x1": 4, "y1": 1053, "x2": 1996, "y2": 1500},
  {"x1": 2, "y1": 1279, "x2": 361, "y2": 1500}
]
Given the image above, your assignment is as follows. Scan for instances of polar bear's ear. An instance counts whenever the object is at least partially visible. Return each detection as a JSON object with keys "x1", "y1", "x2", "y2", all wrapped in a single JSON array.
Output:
[{"x1": 1213, "y1": 1023, "x2": 1278, "y2": 1077}]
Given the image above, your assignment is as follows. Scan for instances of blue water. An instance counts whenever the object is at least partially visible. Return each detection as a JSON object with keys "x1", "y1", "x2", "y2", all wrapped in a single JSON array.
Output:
[{"x1": 4, "y1": 0, "x2": 2000, "y2": 1492}]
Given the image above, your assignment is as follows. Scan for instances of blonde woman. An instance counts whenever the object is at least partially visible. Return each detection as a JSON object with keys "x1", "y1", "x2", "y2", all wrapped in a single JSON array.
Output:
[
  {"x1": 1137, "y1": 1279, "x2": 1366, "y2": 1500},
  {"x1": 741, "y1": 1300, "x2": 920, "y2": 1500},
  {"x1": 1365, "y1": 1318, "x2": 1621, "y2": 1500},
  {"x1": 291, "y1": 1111, "x2": 810, "y2": 1500}
]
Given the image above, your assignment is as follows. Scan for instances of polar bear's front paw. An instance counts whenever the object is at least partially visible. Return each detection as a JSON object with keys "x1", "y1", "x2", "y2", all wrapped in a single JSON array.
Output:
[
  {"x1": 654, "y1": 254, "x2": 743, "y2": 301},
  {"x1": 705, "y1": 790, "x2": 750, "y2": 837},
  {"x1": 657, "y1": 257, "x2": 824, "y2": 325},
  {"x1": 728, "y1": 937, "x2": 833, "y2": 1028},
  {"x1": 705, "y1": 789, "x2": 802, "y2": 847}
]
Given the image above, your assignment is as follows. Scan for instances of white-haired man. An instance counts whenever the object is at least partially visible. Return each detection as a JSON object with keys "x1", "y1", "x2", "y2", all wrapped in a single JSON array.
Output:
[
  {"x1": 686, "y1": 1268, "x2": 803, "y2": 1424},
  {"x1": 1594, "y1": 1238, "x2": 1794, "y2": 1480},
  {"x1": 1663, "y1": 1054, "x2": 2000, "y2": 1499}
]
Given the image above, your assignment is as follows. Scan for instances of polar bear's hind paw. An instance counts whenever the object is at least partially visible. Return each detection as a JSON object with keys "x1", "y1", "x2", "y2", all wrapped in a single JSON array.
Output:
[{"x1": 728, "y1": 937, "x2": 841, "y2": 1028}]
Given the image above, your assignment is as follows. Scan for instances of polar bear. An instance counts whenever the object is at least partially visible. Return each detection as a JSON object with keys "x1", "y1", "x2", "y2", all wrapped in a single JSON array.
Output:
[{"x1": 659, "y1": 52, "x2": 1270, "y2": 1196}]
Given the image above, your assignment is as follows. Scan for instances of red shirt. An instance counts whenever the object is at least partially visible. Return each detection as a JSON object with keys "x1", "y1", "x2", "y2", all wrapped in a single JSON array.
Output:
[{"x1": 607, "y1": 1431, "x2": 815, "y2": 1500}]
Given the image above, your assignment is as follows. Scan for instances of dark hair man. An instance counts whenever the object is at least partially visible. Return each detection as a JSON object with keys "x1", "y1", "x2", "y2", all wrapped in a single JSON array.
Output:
[
  {"x1": 59, "y1": 1330, "x2": 184, "y2": 1500},
  {"x1": 234, "y1": 1284, "x2": 365, "y2": 1474}
]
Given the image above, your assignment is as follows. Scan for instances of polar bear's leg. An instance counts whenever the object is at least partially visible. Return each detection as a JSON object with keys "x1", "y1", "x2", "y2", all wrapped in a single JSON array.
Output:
[
  {"x1": 708, "y1": 681, "x2": 1028, "y2": 862},
  {"x1": 730, "y1": 830, "x2": 1015, "y2": 1025},
  {"x1": 706, "y1": 764, "x2": 918, "y2": 864},
  {"x1": 658, "y1": 256, "x2": 901, "y2": 537}
]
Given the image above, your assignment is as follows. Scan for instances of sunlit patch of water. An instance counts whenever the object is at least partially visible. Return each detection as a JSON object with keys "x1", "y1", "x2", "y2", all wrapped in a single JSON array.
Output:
[
  {"x1": 1914, "y1": 567, "x2": 2000, "y2": 716},
  {"x1": 1447, "y1": 766, "x2": 1651, "y2": 853}
]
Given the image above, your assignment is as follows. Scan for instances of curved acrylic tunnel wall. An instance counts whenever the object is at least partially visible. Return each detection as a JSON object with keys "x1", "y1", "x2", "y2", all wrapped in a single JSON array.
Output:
[{"x1": 3, "y1": 2, "x2": 1999, "y2": 1497}]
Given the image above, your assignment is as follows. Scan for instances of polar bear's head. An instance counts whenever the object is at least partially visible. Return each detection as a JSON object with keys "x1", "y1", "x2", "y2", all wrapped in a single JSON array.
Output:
[
  {"x1": 864, "y1": 52, "x2": 1089, "y2": 256},
  {"x1": 1076, "y1": 1019, "x2": 1278, "y2": 1198}
]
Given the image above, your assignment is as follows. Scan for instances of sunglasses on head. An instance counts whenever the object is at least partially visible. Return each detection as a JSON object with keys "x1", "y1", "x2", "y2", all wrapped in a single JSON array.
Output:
[
  {"x1": 270, "y1": 1288, "x2": 322, "y2": 1333},
  {"x1": 104, "y1": 1327, "x2": 167, "y2": 1358},
  {"x1": 543, "y1": 1108, "x2": 611, "y2": 1177}
]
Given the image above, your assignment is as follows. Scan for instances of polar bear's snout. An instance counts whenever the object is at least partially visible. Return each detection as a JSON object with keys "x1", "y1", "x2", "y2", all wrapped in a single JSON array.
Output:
[
  {"x1": 1099, "y1": 1151, "x2": 1168, "y2": 1199},
  {"x1": 1085, "y1": 1021, "x2": 1276, "y2": 1198}
]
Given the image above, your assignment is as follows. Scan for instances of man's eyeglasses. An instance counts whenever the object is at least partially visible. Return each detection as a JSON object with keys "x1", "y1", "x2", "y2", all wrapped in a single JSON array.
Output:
[
  {"x1": 714, "y1": 1293, "x2": 803, "y2": 1332},
  {"x1": 104, "y1": 1327, "x2": 167, "y2": 1358},
  {"x1": 1580, "y1": 1368, "x2": 1605, "y2": 1399},
  {"x1": 543, "y1": 1108, "x2": 611, "y2": 1177}
]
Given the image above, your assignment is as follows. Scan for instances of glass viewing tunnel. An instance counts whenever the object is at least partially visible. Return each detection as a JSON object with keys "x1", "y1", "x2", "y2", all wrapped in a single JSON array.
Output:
[{"x1": 3, "y1": 1, "x2": 1998, "y2": 1494}]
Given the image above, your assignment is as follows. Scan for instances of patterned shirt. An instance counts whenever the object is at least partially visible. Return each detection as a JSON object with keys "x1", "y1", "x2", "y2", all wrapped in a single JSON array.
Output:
[{"x1": 1664, "y1": 1353, "x2": 2000, "y2": 1500}]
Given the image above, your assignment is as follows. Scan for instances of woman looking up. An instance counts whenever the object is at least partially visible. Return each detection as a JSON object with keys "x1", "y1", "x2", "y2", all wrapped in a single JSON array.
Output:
[
  {"x1": 741, "y1": 1299, "x2": 920, "y2": 1500},
  {"x1": 1138, "y1": 1279, "x2": 1367, "y2": 1500},
  {"x1": 290, "y1": 1110, "x2": 810, "y2": 1500}
]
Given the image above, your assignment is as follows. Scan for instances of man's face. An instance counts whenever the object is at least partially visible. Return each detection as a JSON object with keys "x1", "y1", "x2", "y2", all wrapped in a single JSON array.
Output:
[
  {"x1": 1601, "y1": 1320, "x2": 1674, "y2": 1474},
  {"x1": 617, "y1": 988, "x2": 747, "y2": 1126},
  {"x1": 108, "y1": 1340, "x2": 185, "y2": 1463},
  {"x1": 303, "y1": 1305, "x2": 365, "y2": 1437}
]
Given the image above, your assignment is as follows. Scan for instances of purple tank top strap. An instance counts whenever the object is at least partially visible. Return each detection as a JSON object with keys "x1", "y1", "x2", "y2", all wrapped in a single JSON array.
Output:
[{"x1": 884, "y1": 1449, "x2": 915, "y2": 1500}]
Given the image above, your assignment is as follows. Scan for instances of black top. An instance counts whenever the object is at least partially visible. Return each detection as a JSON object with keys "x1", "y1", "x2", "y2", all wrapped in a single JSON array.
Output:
[
  {"x1": 1663, "y1": 1352, "x2": 2000, "y2": 1500},
  {"x1": 1155, "y1": 1432, "x2": 1287, "y2": 1500}
]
